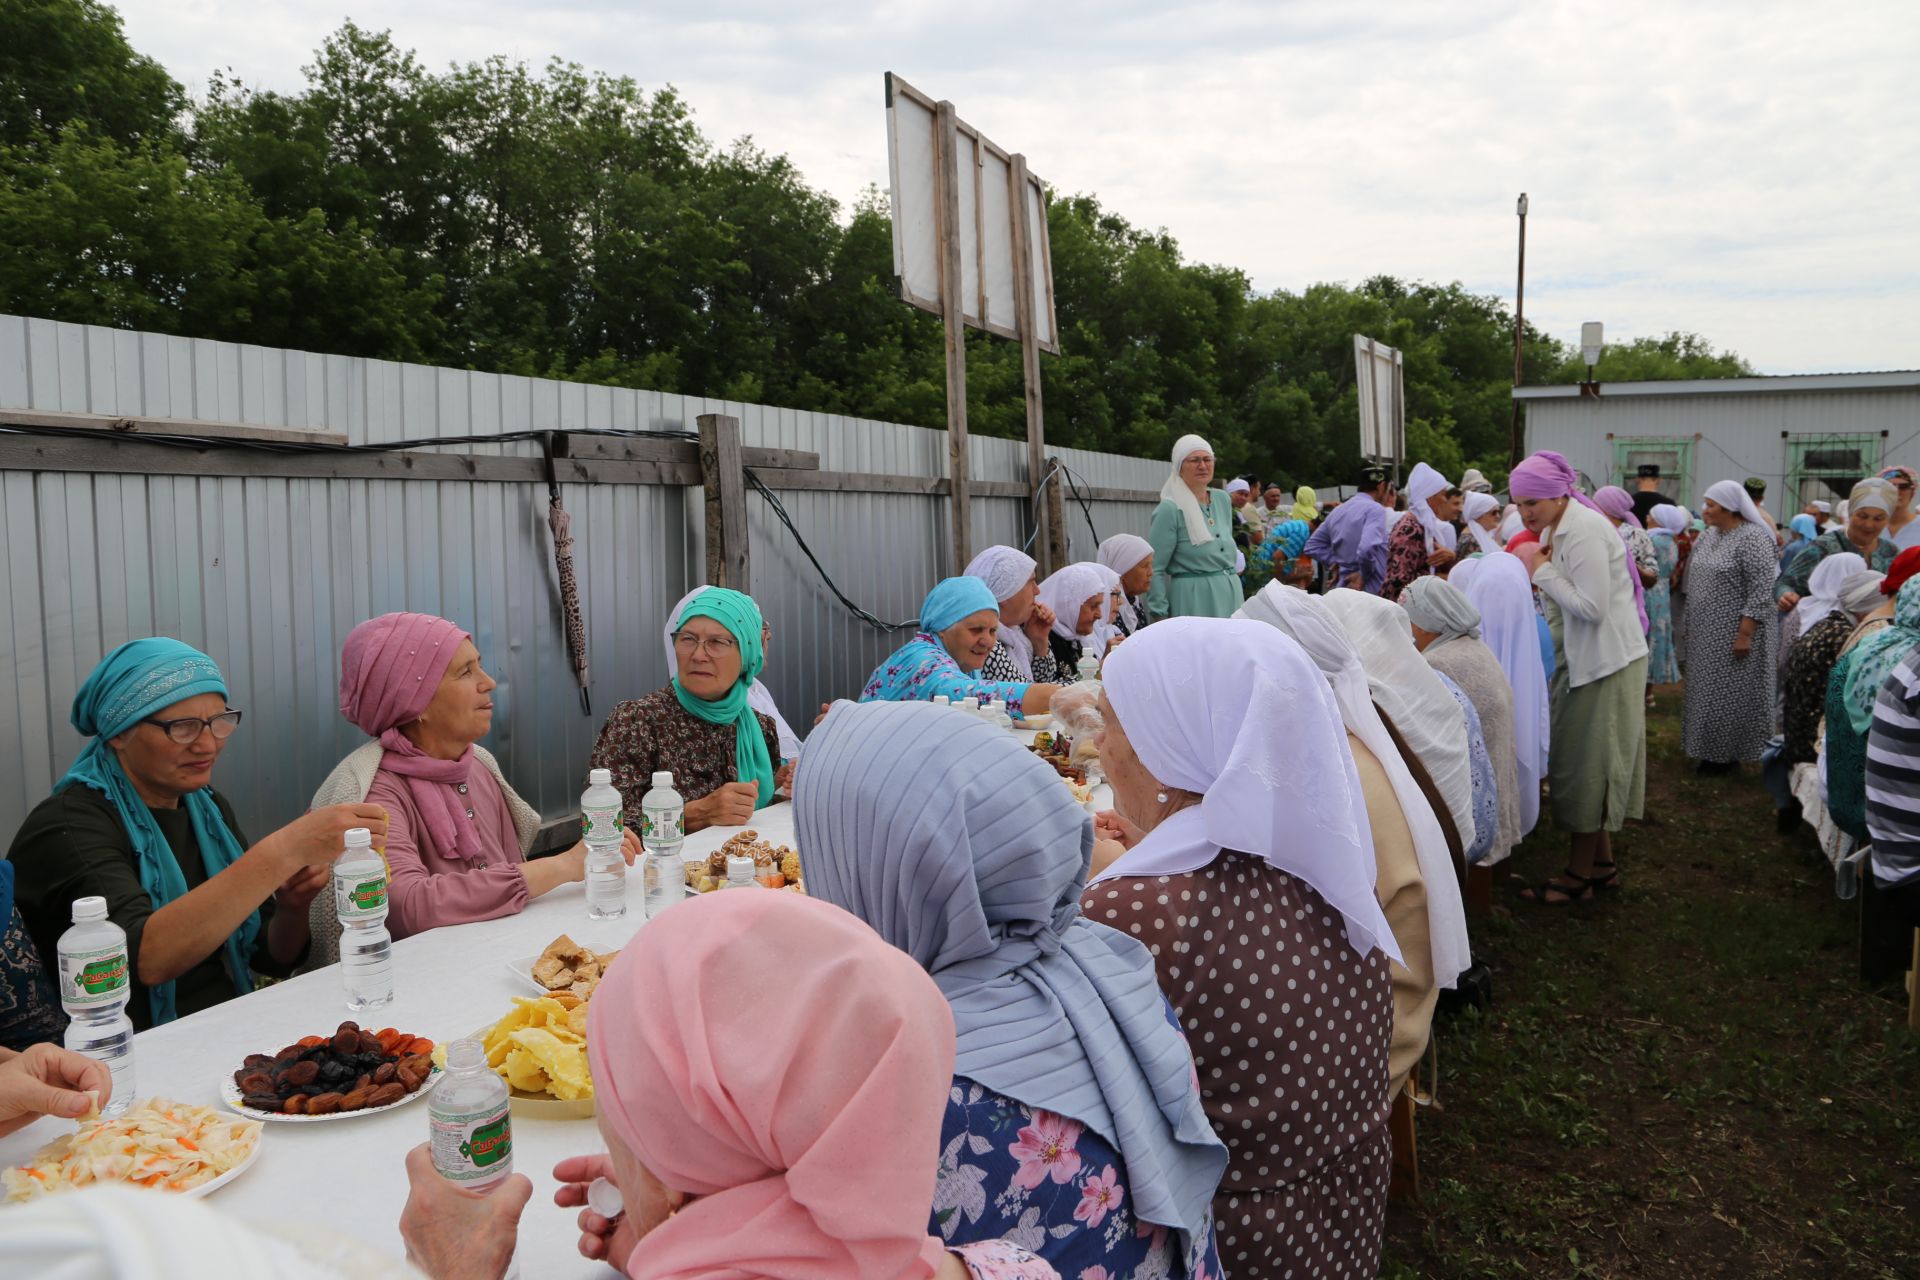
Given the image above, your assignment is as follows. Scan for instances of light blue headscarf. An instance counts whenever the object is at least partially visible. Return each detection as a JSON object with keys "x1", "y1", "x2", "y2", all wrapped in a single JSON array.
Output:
[
  {"x1": 918, "y1": 576, "x2": 1000, "y2": 634},
  {"x1": 796, "y1": 699, "x2": 1228, "y2": 1259},
  {"x1": 58, "y1": 638, "x2": 256, "y2": 1024}
]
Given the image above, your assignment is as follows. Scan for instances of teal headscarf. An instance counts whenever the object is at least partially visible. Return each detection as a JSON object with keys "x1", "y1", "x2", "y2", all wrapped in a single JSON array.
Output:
[
  {"x1": 1841, "y1": 578, "x2": 1920, "y2": 734},
  {"x1": 670, "y1": 588, "x2": 776, "y2": 806},
  {"x1": 918, "y1": 576, "x2": 1000, "y2": 635},
  {"x1": 57, "y1": 638, "x2": 256, "y2": 1025}
]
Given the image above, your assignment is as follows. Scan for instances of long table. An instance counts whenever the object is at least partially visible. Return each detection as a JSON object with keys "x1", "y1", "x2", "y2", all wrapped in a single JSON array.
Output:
[{"x1": 0, "y1": 728, "x2": 1103, "y2": 1272}]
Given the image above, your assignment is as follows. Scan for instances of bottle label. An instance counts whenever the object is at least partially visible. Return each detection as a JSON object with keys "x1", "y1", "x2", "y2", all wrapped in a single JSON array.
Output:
[
  {"x1": 583, "y1": 806, "x2": 623, "y2": 840},
  {"x1": 431, "y1": 1102, "x2": 513, "y2": 1184},
  {"x1": 336, "y1": 871, "x2": 388, "y2": 919},
  {"x1": 60, "y1": 944, "x2": 129, "y2": 1005},
  {"x1": 640, "y1": 805, "x2": 683, "y2": 844}
]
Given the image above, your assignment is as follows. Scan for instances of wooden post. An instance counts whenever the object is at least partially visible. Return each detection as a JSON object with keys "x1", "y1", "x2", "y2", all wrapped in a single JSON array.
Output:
[
  {"x1": 1010, "y1": 154, "x2": 1053, "y2": 575},
  {"x1": 1044, "y1": 458, "x2": 1069, "y2": 570},
  {"x1": 698, "y1": 413, "x2": 748, "y2": 594},
  {"x1": 935, "y1": 100, "x2": 972, "y2": 572}
]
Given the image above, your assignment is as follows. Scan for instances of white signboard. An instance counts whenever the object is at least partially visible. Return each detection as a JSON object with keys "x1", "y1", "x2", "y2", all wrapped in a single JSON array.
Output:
[
  {"x1": 1353, "y1": 335, "x2": 1404, "y2": 465},
  {"x1": 885, "y1": 73, "x2": 1058, "y2": 353}
]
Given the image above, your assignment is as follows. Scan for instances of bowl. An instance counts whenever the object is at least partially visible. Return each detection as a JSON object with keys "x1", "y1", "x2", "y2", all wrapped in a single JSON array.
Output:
[{"x1": 1015, "y1": 712, "x2": 1052, "y2": 731}]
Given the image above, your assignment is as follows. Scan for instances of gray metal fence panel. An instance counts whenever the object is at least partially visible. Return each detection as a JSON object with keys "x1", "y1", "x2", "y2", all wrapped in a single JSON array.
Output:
[{"x1": 0, "y1": 315, "x2": 1160, "y2": 840}]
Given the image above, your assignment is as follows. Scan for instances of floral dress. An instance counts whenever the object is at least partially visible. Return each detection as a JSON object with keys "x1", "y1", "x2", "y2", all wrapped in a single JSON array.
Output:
[
  {"x1": 1645, "y1": 532, "x2": 1681, "y2": 683},
  {"x1": 1783, "y1": 613, "x2": 1855, "y2": 765},
  {"x1": 861, "y1": 634, "x2": 1033, "y2": 713},
  {"x1": 1436, "y1": 672, "x2": 1499, "y2": 864},
  {"x1": 934, "y1": 1076, "x2": 1223, "y2": 1280},
  {"x1": 590, "y1": 686, "x2": 780, "y2": 808}
]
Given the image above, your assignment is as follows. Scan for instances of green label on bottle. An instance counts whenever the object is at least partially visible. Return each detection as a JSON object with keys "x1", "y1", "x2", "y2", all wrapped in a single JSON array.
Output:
[
  {"x1": 432, "y1": 1102, "x2": 513, "y2": 1184},
  {"x1": 352, "y1": 879, "x2": 386, "y2": 910},
  {"x1": 60, "y1": 944, "x2": 128, "y2": 1004},
  {"x1": 583, "y1": 807, "x2": 622, "y2": 839}
]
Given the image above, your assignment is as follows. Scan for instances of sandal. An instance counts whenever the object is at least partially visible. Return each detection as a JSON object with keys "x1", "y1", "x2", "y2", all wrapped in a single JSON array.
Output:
[
  {"x1": 1520, "y1": 869, "x2": 1599, "y2": 905},
  {"x1": 1587, "y1": 862, "x2": 1621, "y2": 893}
]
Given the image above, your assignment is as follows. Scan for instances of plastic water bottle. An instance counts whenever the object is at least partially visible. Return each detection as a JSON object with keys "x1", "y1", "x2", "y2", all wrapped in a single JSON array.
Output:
[
  {"x1": 333, "y1": 827, "x2": 393, "y2": 1012},
  {"x1": 721, "y1": 855, "x2": 761, "y2": 889},
  {"x1": 932, "y1": 695, "x2": 951, "y2": 708},
  {"x1": 430, "y1": 1038, "x2": 513, "y2": 1191},
  {"x1": 581, "y1": 769, "x2": 626, "y2": 920},
  {"x1": 960, "y1": 696, "x2": 982, "y2": 721},
  {"x1": 57, "y1": 897, "x2": 135, "y2": 1117},
  {"x1": 987, "y1": 699, "x2": 1014, "y2": 731},
  {"x1": 1075, "y1": 654, "x2": 1102, "y2": 682}
]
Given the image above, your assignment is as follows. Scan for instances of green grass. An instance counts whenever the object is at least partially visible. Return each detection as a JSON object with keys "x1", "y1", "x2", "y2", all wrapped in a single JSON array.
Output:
[{"x1": 1381, "y1": 689, "x2": 1920, "y2": 1278}]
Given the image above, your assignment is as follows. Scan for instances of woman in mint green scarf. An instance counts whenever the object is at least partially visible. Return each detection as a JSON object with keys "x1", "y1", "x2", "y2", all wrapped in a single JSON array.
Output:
[{"x1": 672, "y1": 588, "x2": 777, "y2": 807}]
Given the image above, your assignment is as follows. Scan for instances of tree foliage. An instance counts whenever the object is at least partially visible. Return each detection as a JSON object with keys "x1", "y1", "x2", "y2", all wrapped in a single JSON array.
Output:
[{"x1": 1, "y1": 3, "x2": 1756, "y2": 485}]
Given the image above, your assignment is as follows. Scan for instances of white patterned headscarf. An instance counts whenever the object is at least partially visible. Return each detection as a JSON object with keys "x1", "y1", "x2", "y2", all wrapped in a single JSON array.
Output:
[
  {"x1": 1160, "y1": 434, "x2": 1216, "y2": 545},
  {"x1": 1233, "y1": 584, "x2": 1471, "y2": 988},
  {"x1": 1038, "y1": 563, "x2": 1115, "y2": 643},
  {"x1": 964, "y1": 545, "x2": 1039, "y2": 679},
  {"x1": 1404, "y1": 462, "x2": 1458, "y2": 553}
]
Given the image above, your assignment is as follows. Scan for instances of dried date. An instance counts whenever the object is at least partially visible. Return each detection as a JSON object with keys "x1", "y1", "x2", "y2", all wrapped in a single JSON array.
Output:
[
  {"x1": 372, "y1": 1062, "x2": 398, "y2": 1086},
  {"x1": 242, "y1": 1093, "x2": 282, "y2": 1112},
  {"x1": 340, "y1": 1087, "x2": 373, "y2": 1112},
  {"x1": 281, "y1": 1094, "x2": 309, "y2": 1115},
  {"x1": 280, "y1": 1060, "x2": 320, "y2": 1087},
  {"x1": 365, "y1": 1082, "x2": 405, "y2": 1108},
  {"x1": 306, "y1": 1093, "x2": 346, "y2": 1115}
]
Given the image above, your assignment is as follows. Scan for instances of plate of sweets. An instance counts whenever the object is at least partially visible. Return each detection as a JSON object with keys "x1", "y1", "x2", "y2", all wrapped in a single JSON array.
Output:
[{"x1": 220, "y1": 1021, "x2": 441, "y2": 1122}]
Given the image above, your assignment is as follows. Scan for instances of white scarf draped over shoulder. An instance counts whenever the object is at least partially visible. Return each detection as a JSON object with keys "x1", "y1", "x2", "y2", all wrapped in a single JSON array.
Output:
[{"x1": 1161, "y1": 434, "x2": 1217, "y2": 545}]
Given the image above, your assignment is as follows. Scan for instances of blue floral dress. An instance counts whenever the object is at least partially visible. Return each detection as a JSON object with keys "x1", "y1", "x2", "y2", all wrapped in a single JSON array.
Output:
[
  {"x1": 1436, "y1": 672, "x2": 1499, "y2": 864},
  {"x1": 860, "y1": 634, "x2": 1033, "y2": 713},
  {"x1": 1645, "y1": 532, "x2": 1680, "y2": 683},
  {"x1": 934, "y1": 1077, "x2": 1223, "y2": 1280}
]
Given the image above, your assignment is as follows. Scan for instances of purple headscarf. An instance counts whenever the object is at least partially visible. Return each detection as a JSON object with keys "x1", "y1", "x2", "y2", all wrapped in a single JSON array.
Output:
[
  {"x1": 1593, "y1": 486, "x2": 1644, "y2": 530},
  {"x1": 1510, "y1": 454, "x2": 1648, "y2": 634}
]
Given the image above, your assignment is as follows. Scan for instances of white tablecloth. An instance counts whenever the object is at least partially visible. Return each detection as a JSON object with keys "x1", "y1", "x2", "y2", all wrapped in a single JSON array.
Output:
[
  {"x1": 0, "y1": 805, "x2": 797, "y2": 1276},
  {"x1": 0, "y1": 726, "x2": 1101, "y2": 1273}
]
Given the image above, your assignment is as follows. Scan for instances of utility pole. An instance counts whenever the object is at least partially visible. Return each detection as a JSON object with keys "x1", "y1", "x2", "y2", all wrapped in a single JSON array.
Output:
[{"x1": 1509, "y1": 193, "x2": 1528, "y2": 466}]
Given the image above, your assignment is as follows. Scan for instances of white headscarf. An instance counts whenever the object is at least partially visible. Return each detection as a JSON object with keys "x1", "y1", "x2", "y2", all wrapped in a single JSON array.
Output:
[
  {"x1": 1850, "y1": 476, "x2": 1898, "y2": 517},
  {"x1": 1160, "y1": 434, "x2": 1216, "y2": 545},
  {"x1": 1794, "y1": 551, "x2": 1868, "y2": 636},
  {"x1": 1460, "y1": 468, "x2": 1493, "y2": 494},
  {"x1": 1038, "y1": 562, "x2": 1114, "y2": 645},
  {"x1": 1447, "y1": 555, "x2": 1482, "y2": 596},
  {"x1": 1098, "y1": 533, "x2": 1154, "y2": 631},
  {"x1": 1322, "y1": 588, "x2": 1476, "y2": 854},
  {"x1": 1400, "y1": 576, "x2": 1482, "y2": 642},
  {"x1": 1224, "y1": 478, "x2": 1250, "y2": 495},
  {"x1": 965, "y1": 545, "x2": 1040, "y2": 679},
  {"x1": 1084, "y1": 565, "x2": 1126, "y2": 659},
  {"x1": 1704, "y1": 479, "x2": 1768, "y2": 528},
  {"x1": 1093, "y1": 617, "x2": 1400, "y2": 964},
  {"x1": 1459, "y1": 552, "x2": 1550, "y2": 838},
  {"x1": 1497, "y1": 504, "x2": 1523, "y2": 546},
  {"x1": 1839, "y1": 570, "x2": 1888, "y2": 619},
  {"x1": 1462, "y1": 491, "x2": 1502, "y2": 555},
  {"x1": 1404, "y1": 462, "x2": 1458, "y2": 553},
  {"x1": 1233, "y1": 584, "x2": 1471, "y2": 987},
  {"x1": 665, "y1": 587, "x2": 803, "y2": 760},
  {"x1": 1647, "y1": 503, "x2": 1689, "y2": 536}
]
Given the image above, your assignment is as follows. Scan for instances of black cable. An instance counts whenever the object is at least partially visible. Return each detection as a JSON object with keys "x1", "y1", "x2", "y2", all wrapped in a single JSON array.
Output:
[
  {"x1": 0, "y1": 421, "x2": 697, "y2": 456},
  {"x1": 741, "y1": 467, "x2": 920, "y2": 632}
]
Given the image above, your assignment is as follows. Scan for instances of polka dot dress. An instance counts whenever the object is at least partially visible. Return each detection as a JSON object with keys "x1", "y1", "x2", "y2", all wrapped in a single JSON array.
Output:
[{"x1": 1083, "y1": 851, "x2": 1394, "y2": 1279}]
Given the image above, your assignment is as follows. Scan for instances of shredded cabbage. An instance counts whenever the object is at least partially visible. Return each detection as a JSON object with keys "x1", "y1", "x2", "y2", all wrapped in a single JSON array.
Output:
[{"x1": 3, "y1": 1098, "x2": 260, "y2": 1202}]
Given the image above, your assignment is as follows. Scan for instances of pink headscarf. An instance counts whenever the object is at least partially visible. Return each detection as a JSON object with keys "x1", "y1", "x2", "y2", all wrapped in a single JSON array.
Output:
[
  {"x1": 1593, "y1": 485, "x2": 1643, "y2": 530},
  {"x1": 338, "y1": 612, "x2": 481, "y2": 862},
  {"x1": 589, "y1": 889, "x2": 958, "y2": 1280},
  {"x1": 1510, "y1": 453, "x2": 1647, "y2": 631}
]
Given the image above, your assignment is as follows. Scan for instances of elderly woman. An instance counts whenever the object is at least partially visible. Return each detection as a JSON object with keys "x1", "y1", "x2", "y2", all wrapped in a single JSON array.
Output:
[
  {"x1": 967, "y1": 545, "x2": 1063, "y2": 683},
  {"x1": 1254, "y1": 516, "x2": 1315, "y2": 589},
  {"x1": 1461, "y1": 491, "x2": 1503, "y2": 556},
  {"x1": 662, "y1": 586, "x2": 802, "y2": 762},
  {"x1": 1680, "y1": 482, "x2": 1781, "y2": 772},
  {"x1": 861, "y1": 577, "x2": 1062, "y2": 716},
  {"x1": 1035, "y1": 562, "x2": 1123, "y2": 682},
  {"x1": 1825, "y1": 578, "x2": 1920, "y2": 843},
  {"x1": 1403, "y1": 578, "x2": 1522, "y2": 866},
  {"x1": 1290, "y1": 484, "x2": 1321, "y2": 524},
  {"x1": 1777, "y1": 478, "x2": 1897, "y2": 608},
  {"x1": 1076, "y1": 617, "x2": 1400, "y2": 1277},
  {"x1": 1782, "y1": 565, "x2": 1883, "y2": 769},
  {"x1": 1383, "y1": 463, "x2": 1463, "y2": 601},
  {"x1": 1594, "y1": 485, "x2": 1656, "y2": 635},
  {"x1": 312, "y1": 613, "x2": 638, "y2": 948},
  {"x1": 1323, "y1": 589, "x2": 1479, "y2": 860},
  {"x1": 1644, "y1": 504, "x2": 1688, "y2": 685},
  {"x1": 595, "y1": 588, "x2": 782, "y2": 833},
  {"x1": 397, "y1": 891, "x2": 1058, "y2": 1280},
  {"x1": 1096, "y1": 533, "x2": 1155, "y2": 636},
  {"x1": 8, "y1": 639, "x2": 383, "y2": 1028},
  {"x1": 1460, "y1": 552, "x2": 1552, "y2": 839},
  {"x1": 1511, "y1": 451, "x2": 1649, "y2": 903},
  {"x1": 1781, "y1": 514, "x2": 1820, "y2": 571},
  {"x1": 797, "y1": 701, "x2": 1226, "y2": 1278},
  {"x1": 1236, "y1": 585, "x2": 1471, "y2": 1101},
  {"x1": 1146, "y1": 435, "x2": 1242, "y2": 619},
  {"x1": 1880, "y1": 465, "x2": 1919, "y2": 549}
]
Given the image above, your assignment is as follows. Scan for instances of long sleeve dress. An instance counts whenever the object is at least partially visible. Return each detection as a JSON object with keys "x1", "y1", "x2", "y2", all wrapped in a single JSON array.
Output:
[
  {"x1": 1146, "y1": 490, "x2": 1244, "y2": 619},
  {"x1": 1645, "y1": 532, "x2": 1681, "y2": 683},
  {"x1": 1682, "y1": 522, "x2": 1780, "y2": 763}
]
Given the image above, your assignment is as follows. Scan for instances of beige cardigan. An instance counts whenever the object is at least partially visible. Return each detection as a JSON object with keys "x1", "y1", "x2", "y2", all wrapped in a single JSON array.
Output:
[
  {"x1": 300, "y1": 741, "x2": 540, "y2": 972},
  {"x1": 1534, "y1": 500, "x2": 1649, "y2": 688}
]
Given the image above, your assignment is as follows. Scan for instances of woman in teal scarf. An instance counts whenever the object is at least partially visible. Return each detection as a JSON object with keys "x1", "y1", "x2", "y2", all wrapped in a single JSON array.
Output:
[
  {"x1": 6, "y1": 639, "x2": 384, "y2": 1027},
  {"x1": 858, "y1": 577, "x2": 1063, "y2": 716},
  {"x1": 591, "y1": 589, "x2": 786, "y2": 833},
  {"x1": 1824, "y1": 578, "x2": 1920, "y2": 841}
]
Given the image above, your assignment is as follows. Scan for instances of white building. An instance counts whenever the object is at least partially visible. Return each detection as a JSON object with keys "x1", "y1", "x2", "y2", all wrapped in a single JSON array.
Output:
[{"x1": 1514, "y1": 370, "x2": 1920, "y2": 511}]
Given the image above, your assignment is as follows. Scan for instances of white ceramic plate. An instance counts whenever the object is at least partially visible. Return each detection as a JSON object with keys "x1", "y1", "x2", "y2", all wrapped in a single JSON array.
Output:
[
  {"x1": 1015, "y1": 712, "x2": 1052, "y2": 731},
  {"x1": 179, "y1": 1132, "x2": 263, "y2": 1198},
  {"x1": 220, "y1": 1065, "x2": 441, "y2": 1123}
]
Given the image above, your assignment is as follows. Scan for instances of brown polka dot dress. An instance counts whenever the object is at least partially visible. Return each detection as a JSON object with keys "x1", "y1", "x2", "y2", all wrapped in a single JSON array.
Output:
[{"x1": 1082, "y1": 851, "x2": 1394, "y2": 1279}]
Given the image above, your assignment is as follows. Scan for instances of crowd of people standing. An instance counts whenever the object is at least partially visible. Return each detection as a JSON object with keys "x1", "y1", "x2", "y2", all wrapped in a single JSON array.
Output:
[{"x1": 4, "y1": 429, "x2": 1919, "y2": 1279}]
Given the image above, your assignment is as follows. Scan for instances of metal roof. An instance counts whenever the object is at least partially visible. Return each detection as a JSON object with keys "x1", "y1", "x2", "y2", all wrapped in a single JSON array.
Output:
[{"x1": 1512, "y1": 370, "x2": 1920, "y2": 400}]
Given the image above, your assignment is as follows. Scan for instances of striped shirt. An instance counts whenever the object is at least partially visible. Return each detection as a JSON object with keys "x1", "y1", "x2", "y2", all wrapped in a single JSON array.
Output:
[{"x1": 1866, "y1": 649, "x2": 1920, "y2": 886}]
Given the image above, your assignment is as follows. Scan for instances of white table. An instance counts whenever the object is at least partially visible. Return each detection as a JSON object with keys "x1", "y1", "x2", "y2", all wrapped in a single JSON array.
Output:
[{"x1": 0, "y1": 804, "x2": 795, "y2": 1276}]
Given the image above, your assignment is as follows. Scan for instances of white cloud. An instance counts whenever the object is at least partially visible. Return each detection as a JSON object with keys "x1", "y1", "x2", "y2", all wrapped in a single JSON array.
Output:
[{"x1": 114, "y1": 0, "x2": 1920, "y2": 373}]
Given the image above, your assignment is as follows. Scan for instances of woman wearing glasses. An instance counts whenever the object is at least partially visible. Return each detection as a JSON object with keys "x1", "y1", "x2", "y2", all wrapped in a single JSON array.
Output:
[
  {"x1": 592, "y1": 588, "x2": 784, "y2": 834},
  {"x1": 7, "y1": 638, "x2": 385, "y2": 1029}
]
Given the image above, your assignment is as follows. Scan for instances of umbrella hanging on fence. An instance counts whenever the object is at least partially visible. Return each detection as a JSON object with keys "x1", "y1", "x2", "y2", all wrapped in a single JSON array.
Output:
[{"x1": 543, "y1": 433, "x2": 592, "y2": 715}]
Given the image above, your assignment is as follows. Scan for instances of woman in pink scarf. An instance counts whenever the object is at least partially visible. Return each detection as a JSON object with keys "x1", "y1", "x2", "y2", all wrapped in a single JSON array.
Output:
[
  {"x1": 336, "y1": 613, "x2": 636, "y2": 940},
  {"x1": 397, "y1": 889, "x2": 1057, "y2": 1279}
]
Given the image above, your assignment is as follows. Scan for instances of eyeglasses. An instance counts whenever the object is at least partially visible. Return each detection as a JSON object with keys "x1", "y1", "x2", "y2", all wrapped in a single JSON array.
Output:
[
  {"x1": 673, "y1": 632, "x2": 738, "y2": 658},
  {"x1": 143, "y1": 710, "x2": 243, "y2": 744}
]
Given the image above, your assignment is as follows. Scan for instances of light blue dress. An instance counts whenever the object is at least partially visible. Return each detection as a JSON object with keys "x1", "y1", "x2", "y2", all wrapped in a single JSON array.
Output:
[{"x1": 1645, "y1": 532, "x2": 1681, "y2": 684}]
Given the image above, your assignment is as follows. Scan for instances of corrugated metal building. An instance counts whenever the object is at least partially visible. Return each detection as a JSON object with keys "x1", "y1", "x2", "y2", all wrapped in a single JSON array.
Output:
[
  {"x1": 1515, "y1": 371, "x2": 1920, "y2": 512},
  {"x1": 0, "y1": 315, "x2": 1166, "y2": 843}
]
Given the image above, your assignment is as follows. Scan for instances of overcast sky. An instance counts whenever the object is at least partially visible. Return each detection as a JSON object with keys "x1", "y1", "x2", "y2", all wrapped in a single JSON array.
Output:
[{"x1": 116, "y1": 0, "x2": 1919, "y2": 374}]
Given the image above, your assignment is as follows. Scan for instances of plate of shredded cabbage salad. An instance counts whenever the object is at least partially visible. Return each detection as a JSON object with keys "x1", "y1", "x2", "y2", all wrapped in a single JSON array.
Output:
[{"x1": 3, "y1": 1098, "x2": 262, "y2": 1202}]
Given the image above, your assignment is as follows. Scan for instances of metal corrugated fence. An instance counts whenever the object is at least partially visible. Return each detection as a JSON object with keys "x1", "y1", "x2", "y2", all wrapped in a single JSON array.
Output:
[{"x1": 0, "y1": 315, "x2": 1166, "y2": 839}]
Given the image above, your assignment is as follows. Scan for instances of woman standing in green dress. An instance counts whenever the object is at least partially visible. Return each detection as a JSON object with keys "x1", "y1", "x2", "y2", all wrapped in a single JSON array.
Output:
[{"x1": 1146, "y1": 434, "x2": 1244, "y2": 620}]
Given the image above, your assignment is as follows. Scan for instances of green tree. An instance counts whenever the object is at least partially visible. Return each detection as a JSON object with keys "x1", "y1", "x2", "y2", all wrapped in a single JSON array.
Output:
[
  {"x1": 0, "y1": 0, "x2": 181, "y2": 152},
  {"x1": 1547, "y1": 331, "x2": 1754, "y2": 383}
]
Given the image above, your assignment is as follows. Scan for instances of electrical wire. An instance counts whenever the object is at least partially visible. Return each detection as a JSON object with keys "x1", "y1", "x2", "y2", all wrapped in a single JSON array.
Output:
[{"x1": 741, "y1": 467, "x2": 921, "y2": 632}]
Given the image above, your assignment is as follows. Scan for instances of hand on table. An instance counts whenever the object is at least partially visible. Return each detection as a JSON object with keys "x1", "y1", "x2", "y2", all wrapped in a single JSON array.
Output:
[
  {"x1": 399, "y1": 1143, "x2": 532, "y2": 1280},
  {"x1": 554, "y1": 1155, "x2": 642, "y2": 1268},
  {"x1": 1093, "y1": 809, "x2": 1143, "y2": 850},
  {"x1": 1023, "y1": 602, "x2": 1056, "y2": 649},
  {"x1": 0, "y1": 1044, "x2": 112, "y2": 1139},
  {"x1": 687, "y1": 782, "x2": 759, "y2": 829}
]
